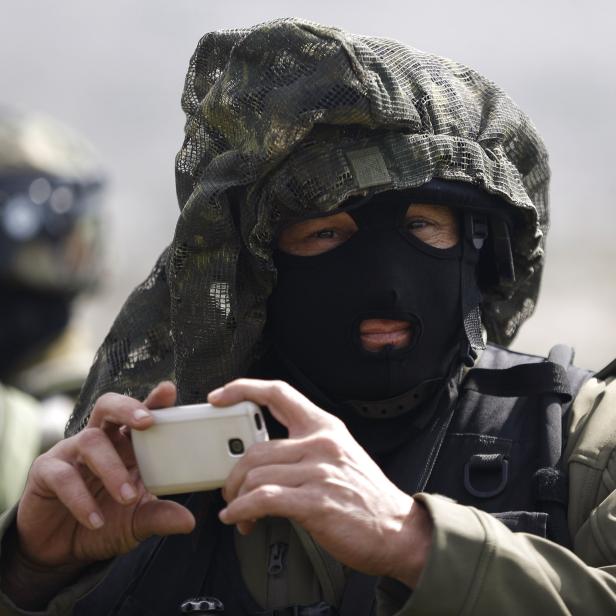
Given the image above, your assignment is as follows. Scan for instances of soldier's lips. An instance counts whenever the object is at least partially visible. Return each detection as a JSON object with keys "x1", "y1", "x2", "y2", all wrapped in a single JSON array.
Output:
[{"x1": 359, "y1": 319, "x2": 412, "y2": 352}]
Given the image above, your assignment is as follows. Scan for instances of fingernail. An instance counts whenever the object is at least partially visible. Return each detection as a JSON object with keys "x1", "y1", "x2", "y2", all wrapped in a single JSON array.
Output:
[
  {"x1": 120, "y1": 482, "x2": 137, "y2": 502},
  {"x1": 208, "y1": 387, "x2": 224, "y2": 401},
  {"x1": 89, "y1": 512, "x2": 104, "y2": 529},
  {"x1": 218, "y1": 508, "x2": 229, "y2": 523},
  {"x1": 134, "y1": 408, "x2": 150, "y2": 421}
]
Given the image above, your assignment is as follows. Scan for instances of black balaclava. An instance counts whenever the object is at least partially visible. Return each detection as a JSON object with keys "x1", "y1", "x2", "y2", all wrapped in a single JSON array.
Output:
[{"x1": 268, "y1": 189, "x2": 481, "y2": 406}]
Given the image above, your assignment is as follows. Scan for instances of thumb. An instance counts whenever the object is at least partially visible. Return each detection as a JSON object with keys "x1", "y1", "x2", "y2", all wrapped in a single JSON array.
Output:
[
  {"x1": 208, "y1": 378, "x2": 328, "y2": 436},
  {"x1": 144, "y1": 381, "x2": 177, "y2": 410},
  {"x1": 132, "y1": 500, "x2": 195, "y2": 542}
]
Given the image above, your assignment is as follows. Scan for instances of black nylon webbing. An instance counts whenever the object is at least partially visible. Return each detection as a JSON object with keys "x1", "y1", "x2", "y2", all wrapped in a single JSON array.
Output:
[
  {"x1": 595, "y1": 357, "x2": 616, "y2": 381},
  {"x1": 462, "y1": 361, "x2": 572, "y2": 401}
]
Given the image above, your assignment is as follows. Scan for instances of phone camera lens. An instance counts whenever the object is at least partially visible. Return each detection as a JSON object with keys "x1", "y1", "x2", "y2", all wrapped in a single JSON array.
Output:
[{"x1": 228, "y1": 438, "x2": 245, "y2": 455}]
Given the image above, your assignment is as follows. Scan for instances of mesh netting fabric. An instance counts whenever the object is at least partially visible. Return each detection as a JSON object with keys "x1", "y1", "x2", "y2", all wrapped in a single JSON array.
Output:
[{"x1": 68, "y1": 18, "x2": 549, "y2": 435}]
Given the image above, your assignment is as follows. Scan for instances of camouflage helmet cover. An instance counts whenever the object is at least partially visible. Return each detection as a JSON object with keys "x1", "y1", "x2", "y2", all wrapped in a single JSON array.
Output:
[{"x1": 69, "y1": 18, "x2": 549, "y2": 433}]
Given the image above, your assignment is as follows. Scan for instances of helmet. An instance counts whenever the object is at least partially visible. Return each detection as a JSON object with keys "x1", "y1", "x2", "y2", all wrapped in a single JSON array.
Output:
[
  {"x1": 69, "y1": 18, "x2": 550, "y2": 432},
  {"x1": 0, "y1": 108, "x2": 104, "y2": 295}
]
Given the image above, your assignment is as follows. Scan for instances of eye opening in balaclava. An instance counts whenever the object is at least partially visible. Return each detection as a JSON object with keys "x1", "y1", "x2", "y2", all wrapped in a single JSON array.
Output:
[{"x1": 266, "y1": 180, "x2": 515, "y2": 409}]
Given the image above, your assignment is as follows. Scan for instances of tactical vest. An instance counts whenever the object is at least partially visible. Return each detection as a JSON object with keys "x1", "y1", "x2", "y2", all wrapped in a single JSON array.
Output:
[{"x1": 74, "y1": 344, "x2": 592, "y2": 616}]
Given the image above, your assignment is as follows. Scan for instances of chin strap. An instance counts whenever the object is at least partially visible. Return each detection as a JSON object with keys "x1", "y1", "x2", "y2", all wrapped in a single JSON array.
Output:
[
  {"x1": 461, "y1": 213, "x2": 488, "y2": 359},
  {"x1": 345, "y1": 377, "x2": 443, "y2": 419}
]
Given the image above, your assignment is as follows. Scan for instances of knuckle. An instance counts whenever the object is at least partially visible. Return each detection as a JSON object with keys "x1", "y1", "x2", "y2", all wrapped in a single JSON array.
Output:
[
  {"x1": 71, "y1": 491, "x2": 95, "y2": 514},
  {"x1": 270, "y1": 380, "x2": 292, "y2": 402},
  {"x1": 225, "y1": 378, "x2": 254, "y2": 392},
  {"x1": 271, "y1": 379, "x2": 289, "y2": 393},
  {"x1": 90, "y1": 392, "x2": 120, "y2": 422},
  {"x1": 92, "y1": 391, "x2": 117, "y2": 410},
  {"x1": 53, "y1": 463, "x2": 77, "y2": 486},
  {"x1": 244, "y1": 468, "x2": 261, "y2": 491},
  {"x1": 312, "y1": 433, "x2": 342, "y2": 458},
  {"x1": 313, "y1": 462, "x2": 333, "y2": 482},
  {"x1": 324, "y1": 414, "x2": 346, "y2": 432},
  {"x1": 255, "y1": 484, "x2": 279, "y2": 504},
  {"x1": 79, "y1": 427, "x2": 105, "y2": 447},
  {"x1": 29, "y1": 454, "x2": 48, "y2": 478}
]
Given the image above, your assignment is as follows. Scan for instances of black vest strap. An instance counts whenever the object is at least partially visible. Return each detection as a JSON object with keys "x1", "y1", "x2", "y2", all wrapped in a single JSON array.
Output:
[
  {"x1": 462, "y1": 361, "x2": 572, "y2": 401},
  {"x1": 595, "y1": 357, "x2": 616, "y2": 381},
  {"x1": 534, "y1": 345, "x2": 575, "y2": 548}
]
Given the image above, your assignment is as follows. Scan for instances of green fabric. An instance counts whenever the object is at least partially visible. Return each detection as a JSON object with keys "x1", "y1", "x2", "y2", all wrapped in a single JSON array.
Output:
[
  {"x1": 69, "y1": 18, "x2": 550, "y2": 433},
  {"x1": 0, "y1": 386, "x2": 41, "y2": 513},
  {"x1": 0, "y1": 506, "x2": 110, "y2": 616},
  {"x1": 376, "y1": 376, "x2": 616, "y2": 615}
]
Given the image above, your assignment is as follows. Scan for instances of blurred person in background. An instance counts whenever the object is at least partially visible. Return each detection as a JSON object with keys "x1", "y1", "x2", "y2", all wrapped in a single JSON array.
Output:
[{"x1": 0, "y1": 109, "x2": 104, "y2": 511}]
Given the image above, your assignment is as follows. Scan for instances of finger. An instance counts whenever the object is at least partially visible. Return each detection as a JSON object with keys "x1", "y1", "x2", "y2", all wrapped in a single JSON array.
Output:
[
  {"x1": 219, "y1": 485, "x2": 307, "y2": 526},
  {"x1": 143, "y1": 381, "x2": 177, "y2": 409},
  {"x1": 75, "y1": 428, "x2": 138, "y2": 505},
  {"x1": 88, "y1": 392, "x2": 153, "y2": 432},
  {"x1": 224, "y1": 439, "x2": 305, "y2": 502},
  {"x1": 208, "y1": 379, "x2": 331, "y2": 435},
  {"x1": 132, "y1": 499, "x2": 195, "y2": 542},
  {"x1": 236, "y1": 520, "x2": 256, "y2": 535},
  {"x1": 234, "y1": 462, "x2": 316, "y2": 500},
  {"x1": 34, "y1": 457, "x2": 105, "y2": 530}
]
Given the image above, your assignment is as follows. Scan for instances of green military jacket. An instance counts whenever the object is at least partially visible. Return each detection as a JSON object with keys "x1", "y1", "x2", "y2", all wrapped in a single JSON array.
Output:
[
  {"x1": 0, "y1": 385, "x2": 42, "y2": 514},
  {"x1": 0, "y1": 374, "x2": 615, "y2": 615}
]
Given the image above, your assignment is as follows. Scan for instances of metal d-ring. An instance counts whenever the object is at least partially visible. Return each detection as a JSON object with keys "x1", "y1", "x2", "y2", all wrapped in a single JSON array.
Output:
[{"x1": 464, "y1": 453, "x2": 509, "y2": 498}]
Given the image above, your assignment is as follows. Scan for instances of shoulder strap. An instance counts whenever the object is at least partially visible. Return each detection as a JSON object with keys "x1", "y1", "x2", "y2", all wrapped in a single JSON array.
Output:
[
  {"x1": 595, "y1": 357, "x2": 616, "y2": 381},
  {"x1": 463, "y1": 361, "x2": 572, "y2": 400},
  {"x1": 533, "y1": 344, "x2": 580, "y2": 548},
  {"x1": 290, "y1": 521, "x2": 346, "y2": 609}
]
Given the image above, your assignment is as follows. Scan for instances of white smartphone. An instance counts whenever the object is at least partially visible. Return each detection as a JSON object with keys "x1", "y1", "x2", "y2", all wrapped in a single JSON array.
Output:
[{"x1": 131, "y1": 401, "x2": 269, "y2": 496}]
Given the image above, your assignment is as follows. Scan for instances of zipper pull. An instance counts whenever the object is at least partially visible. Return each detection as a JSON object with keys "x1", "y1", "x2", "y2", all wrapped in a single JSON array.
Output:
[{"x1": 267, "y1": 541, "x2": 288, "y2": 575}]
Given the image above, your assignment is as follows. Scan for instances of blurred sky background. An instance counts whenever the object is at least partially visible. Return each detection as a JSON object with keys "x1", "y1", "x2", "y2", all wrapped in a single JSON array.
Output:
[{"x1": 2, "y1": 0, "x2": 614, "y2": 370}]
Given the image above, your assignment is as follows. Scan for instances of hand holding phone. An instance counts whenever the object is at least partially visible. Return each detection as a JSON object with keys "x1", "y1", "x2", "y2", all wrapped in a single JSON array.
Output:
[{"x1": 132, "y1": 401, "x2": 269, "y2": 496}]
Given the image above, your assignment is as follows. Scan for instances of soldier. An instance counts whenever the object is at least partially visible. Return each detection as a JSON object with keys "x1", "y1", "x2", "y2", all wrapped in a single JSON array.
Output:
[
  {"x1": 1, "y1": 19, "x2": 615, "y2": 615},
  {"x1": 0, "y1": 109, "x2": 104, "y2": 511}
]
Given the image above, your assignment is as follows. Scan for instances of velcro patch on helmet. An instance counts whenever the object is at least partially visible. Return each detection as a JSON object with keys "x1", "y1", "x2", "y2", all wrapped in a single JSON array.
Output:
[{"x1": 345, "y1": 147, "x2": 392, "y2": 189}]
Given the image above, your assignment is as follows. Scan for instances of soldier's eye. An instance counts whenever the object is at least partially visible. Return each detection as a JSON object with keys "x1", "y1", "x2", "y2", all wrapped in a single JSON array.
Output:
[
  {"x1": 277, "y1": 212, "x2": 358, "y2": 256},
  {"x1": 406, "y1": 219, "x2": 430, "y2": 231},
  {"x1": 404, "y1": 204, "x2": 459, "y2": 249},
  {"x1": 313, "y1": 229, "x2": 336, "y2": 239}
]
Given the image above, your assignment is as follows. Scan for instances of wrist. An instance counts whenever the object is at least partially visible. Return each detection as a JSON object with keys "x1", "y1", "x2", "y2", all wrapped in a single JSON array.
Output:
[
  {"x1": 1, "y1": 523, "x2": 85, "y2": 610},
  {"x1": 389, "y1": 496, "x2": 433, "y2": 589}
]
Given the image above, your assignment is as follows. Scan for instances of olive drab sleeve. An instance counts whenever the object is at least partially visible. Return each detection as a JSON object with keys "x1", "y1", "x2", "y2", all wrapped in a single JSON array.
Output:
[
  {"x1": 0, "y1": 507, "x2": 110, "y2": 616},
  {"x1": 0, "y1": 386, "x2": 42, "y2": 514},
  {"x1": 376, "y1": 376, "x2": 616, "y2": 616}
]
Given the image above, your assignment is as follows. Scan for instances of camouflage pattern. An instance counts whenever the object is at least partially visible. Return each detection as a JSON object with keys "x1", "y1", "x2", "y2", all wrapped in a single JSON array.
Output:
[
  {"x1": 0, "y1": 109, "x2": 101, "y2": 181},
  {"x1": 69, "y1": 18, "x2": 550, "y2": 433}
]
